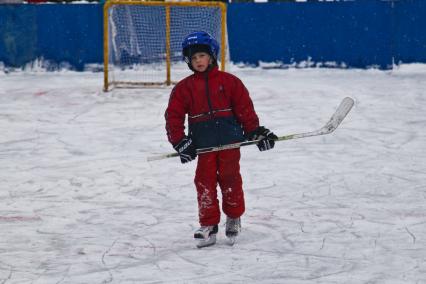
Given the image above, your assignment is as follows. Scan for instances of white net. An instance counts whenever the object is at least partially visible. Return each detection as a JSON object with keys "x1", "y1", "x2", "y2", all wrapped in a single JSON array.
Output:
[{"x1": 106, "y1": 2, "x2": 227, "y2": 89}]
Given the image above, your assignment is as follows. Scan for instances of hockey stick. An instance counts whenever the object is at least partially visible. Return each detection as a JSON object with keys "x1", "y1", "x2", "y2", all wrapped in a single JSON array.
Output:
[{"x1": 147, "y1": 97, "x2": 354, "y2": 162}]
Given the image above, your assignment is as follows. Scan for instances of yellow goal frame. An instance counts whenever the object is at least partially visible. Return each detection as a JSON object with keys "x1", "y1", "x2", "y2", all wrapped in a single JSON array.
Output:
[{"x1": 103, "y1": 1, "x2": 227, "y2": 91}]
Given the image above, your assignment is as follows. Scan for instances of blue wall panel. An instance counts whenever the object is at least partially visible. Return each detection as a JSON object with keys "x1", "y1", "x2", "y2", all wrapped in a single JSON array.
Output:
[
  {"x1": 228, "y1": 2, "x2": 393, "y2": 68},
  {"x1": 0, "y1": 4, "x2": 102, "y2": 70},
  {"x1": 35, "y1": 5, "x2": 103, "y2": 70},
  {"x1": 0, "y1": 5, "x2": 37, "y2": 67},
  {"x1": 393, "y1": 0, "x2": 426, "y2": 64},
  {"x1": 0, "y1": 1, "x2": 426, "y2": 70}
]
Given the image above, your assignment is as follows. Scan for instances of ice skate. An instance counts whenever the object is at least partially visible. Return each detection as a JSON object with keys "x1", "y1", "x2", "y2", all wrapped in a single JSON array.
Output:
[
  {"x1": 194, "y1": 225, "x2": 218, "y2": 248},
  {"x1": 225, "y1": 217, "x2": 241, "y2": 246}
]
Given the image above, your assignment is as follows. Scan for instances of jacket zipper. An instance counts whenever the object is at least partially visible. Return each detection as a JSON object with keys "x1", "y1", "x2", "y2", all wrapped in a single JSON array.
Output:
[
  {"x1": 204, "y1": 71, "x2": 215, "y2": 119},
  {"x1": 204, "y1": 71, "x2": 220, "y2": 145}
]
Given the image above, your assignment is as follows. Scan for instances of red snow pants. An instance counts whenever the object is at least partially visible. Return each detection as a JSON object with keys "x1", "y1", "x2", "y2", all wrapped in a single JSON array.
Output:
[{"x1": 194, "y1": 148, "x2": 245, "y2": 226}]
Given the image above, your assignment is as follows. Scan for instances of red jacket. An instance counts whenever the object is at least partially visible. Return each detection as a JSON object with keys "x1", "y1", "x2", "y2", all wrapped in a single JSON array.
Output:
[{"x1": 165, "y1": 66, "x2": 259, "y2": 148}]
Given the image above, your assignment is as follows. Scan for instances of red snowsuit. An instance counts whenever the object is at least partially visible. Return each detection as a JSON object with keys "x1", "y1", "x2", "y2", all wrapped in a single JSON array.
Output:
[{"x1": 165, "y1": 66, "x2": 259, "y2": 226}]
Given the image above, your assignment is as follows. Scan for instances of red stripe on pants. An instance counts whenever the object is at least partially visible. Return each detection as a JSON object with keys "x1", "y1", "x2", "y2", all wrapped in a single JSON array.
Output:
[{"x1": 194, "y1": 148, "x2": 245, "y2": 226}]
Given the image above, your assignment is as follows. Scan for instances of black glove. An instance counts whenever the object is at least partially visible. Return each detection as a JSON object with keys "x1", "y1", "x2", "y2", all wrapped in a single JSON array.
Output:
[
  {"x1": 174, "y1": 136, "x2": 197, "y2": 164},
  {"x1": 247, "y1": 126, "x2": 278, "y2": 151}
]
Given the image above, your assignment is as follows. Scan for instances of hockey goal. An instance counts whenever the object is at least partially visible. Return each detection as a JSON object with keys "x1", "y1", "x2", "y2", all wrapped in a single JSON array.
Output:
[{"x1": 103, "y1": 1, "x2": 228, "y2": 91}]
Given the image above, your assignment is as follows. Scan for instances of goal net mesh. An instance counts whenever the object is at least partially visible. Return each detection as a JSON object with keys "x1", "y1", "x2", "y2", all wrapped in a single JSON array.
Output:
[{"x1": 105, "y1": 2, "x2": 227, "y2": 90}]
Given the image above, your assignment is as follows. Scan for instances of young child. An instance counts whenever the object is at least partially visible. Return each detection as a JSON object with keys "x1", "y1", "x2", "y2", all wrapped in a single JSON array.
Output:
[{"x1": 165, "y1": 31, "x2": 277, "y2": 247}]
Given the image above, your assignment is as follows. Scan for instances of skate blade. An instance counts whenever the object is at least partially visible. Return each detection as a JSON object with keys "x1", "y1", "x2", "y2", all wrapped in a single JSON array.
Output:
[
  {"x1": 226, "y1": 236, "x2": 237, "y2": 246},
  {"x1": 196, "y1": 235, "x2": 216, "y2": 248}
]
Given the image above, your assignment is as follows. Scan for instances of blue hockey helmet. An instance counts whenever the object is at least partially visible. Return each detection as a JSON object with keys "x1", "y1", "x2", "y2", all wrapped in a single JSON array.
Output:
[{"x1": 182, "y1": 31, "x2": 220, "y2": 65}]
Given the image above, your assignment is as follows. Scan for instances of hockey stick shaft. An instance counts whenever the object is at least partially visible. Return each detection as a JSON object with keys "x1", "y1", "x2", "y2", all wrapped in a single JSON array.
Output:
[{"x1": 147, "y1": 97, "x2": 354, "y2": 162}]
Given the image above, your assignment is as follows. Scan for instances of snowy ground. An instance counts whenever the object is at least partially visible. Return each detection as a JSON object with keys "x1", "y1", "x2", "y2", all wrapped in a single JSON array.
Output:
[{"x1": 0, "y1": 64, "x2": 425, "y2": 283}]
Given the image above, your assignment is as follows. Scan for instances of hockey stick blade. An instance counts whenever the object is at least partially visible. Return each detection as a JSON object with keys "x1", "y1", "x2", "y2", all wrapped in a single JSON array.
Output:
[
  {"x1": 316, "y1": 96, "x2": 354, "y2": 135},
  {"x1": 147, "y1": 97, "x2": 354, "y2": 161}
]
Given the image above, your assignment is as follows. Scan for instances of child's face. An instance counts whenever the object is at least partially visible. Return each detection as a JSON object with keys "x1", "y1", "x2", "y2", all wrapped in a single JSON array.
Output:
[{"x1": 191, "y1": 52, "x2": 212, "y2": 72}]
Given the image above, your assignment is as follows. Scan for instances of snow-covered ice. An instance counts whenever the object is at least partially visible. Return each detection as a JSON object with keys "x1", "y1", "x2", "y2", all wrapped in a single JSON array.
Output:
[{"x1": 0, "y1": 64, "x2": 425, "y2": 283}]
